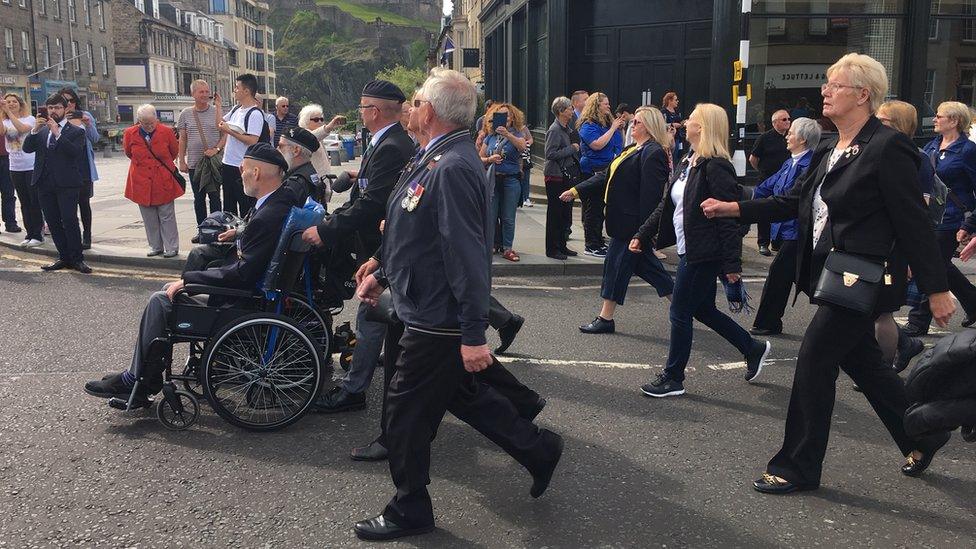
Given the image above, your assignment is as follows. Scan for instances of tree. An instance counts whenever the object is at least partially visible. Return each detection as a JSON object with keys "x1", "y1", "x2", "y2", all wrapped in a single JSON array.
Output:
[{"x1": 375, "y1": 65, "x2": 427, "y2": 97}]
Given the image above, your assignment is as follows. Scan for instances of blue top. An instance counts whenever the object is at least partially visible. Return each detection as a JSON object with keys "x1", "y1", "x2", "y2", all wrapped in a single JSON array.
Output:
[
  {"x1": 924, "y1": 134, "x2": 976, "y2": 231},
  {"x1": 78, "y1": 110, "x2": 99, "y2": 182},
  {"x1": 484, "y1": 132, "x2": 522, "y2": 176},
  {"x1": 752, "y1": 149, "x2": 814, "y2": 241},
  {"x1": 579, "y1": 121, "x2": 623, "y2": 174}
]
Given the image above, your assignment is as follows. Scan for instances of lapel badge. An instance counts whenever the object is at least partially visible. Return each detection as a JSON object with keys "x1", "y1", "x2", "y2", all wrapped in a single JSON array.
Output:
[{"x1": 843, "y1": 144, "x2": 860, "y2": 159}]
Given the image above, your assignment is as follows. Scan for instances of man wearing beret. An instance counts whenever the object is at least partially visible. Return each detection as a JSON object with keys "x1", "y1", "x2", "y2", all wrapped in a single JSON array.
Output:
[
  {"x1": 303, "y1": 80, "x2": 416, "y2": 414},
  {"x1": 84, "y1": 143, "x2": 298, "y2": 405},
  {"x1": 278, "y1": 126, "x2": 322, "y2": 203}
]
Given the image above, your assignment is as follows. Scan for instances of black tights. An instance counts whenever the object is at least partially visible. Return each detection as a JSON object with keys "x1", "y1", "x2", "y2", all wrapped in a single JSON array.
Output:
[{"x1": 78, "y1": 180, "x2": 92, "y2": 239}]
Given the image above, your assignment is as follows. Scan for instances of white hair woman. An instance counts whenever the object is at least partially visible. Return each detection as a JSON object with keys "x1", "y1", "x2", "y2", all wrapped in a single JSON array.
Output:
[
  {"x1": 543, "y1": 96, "x2": 579, "y2": 258},
  {"x1": 299, "y1": 103, "x2": 345, "y2": 177},
  {"x1": 123, "y1": 104, "x2": 184, "y2": 257},
  {"x1": 702, "y1": 52, "x2": 955, "y2": 492}
]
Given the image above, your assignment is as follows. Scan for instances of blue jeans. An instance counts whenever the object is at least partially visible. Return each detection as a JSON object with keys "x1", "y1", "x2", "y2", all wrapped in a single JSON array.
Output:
[
  {"x1": 188, "y1": 168, "x2": 223, "y2": 225},
  {"x1": 664, "y1": 257, "x2": 754, "y2": 382},
  {"x1": 520, "y1": 169, "x2": 531, "y2": 203},
  {"x1": 492, "y1": 174, "x2": 520, "y2": 250},
  {"x1": 601, "y1": 237, "x2": 674, "y2": 304}
]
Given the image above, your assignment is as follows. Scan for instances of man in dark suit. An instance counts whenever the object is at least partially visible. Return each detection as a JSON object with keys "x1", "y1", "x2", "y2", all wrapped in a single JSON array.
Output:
[
  {"x1": 302, "y1": 80, "x2": 416, "y2": 414},
  {"x1": 24, "y1": 94, "x2": 90, "y2": 273},
  {"x1": 84, "y1": 144, "x2": 296, "y2": 404}
]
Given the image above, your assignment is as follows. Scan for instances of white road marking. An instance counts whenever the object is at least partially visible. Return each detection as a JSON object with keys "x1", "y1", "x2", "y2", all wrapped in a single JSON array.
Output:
[
  {"x1": 496, "y1": 356, "x2": 654, "y2": 369},
  {"x1": 709, "y1": 358, "x2": 797, "y2": 371},
  {"x1": 494, "y1": 279, "x2": 767, "y2": 292}
]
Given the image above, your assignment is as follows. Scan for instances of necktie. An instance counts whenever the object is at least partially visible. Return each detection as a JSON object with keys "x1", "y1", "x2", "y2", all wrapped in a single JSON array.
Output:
[{"x1": 363, "y1": 141, "x2": 375, "y2": 163}]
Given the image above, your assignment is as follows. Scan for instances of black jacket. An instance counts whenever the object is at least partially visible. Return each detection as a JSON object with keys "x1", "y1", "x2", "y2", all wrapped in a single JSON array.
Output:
[
  {"x1": 183, "y1": 185, "x2": 297, "y2": 290},
  {"x1": 282, "y1": 161, "x2": 317, "y2": 204},
  {"x1": 903, "y1": 330, "x2": 976, "y2": 439},
  {"x1": 23, "y1": 122, "x2": 87, "y2": 189},
  {"x1": 737, "y1": 116, "x2": 948, "y2": 303},
  {"x1": 315, "y1": 123, "x2": 414, "y2": 259},
  {"x1": 635, "y1": 155, "x2": 743, "y2": 274},
  {"x1": 576, "y1": 141, "x2": 669, "y2": 240}
]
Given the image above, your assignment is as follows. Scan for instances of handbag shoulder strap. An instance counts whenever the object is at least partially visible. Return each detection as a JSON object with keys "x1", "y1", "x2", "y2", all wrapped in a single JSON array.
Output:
[
  {"x1": 143, "y1": 133, "x2": 176, "y2": 174},
  {"x1": 191, "y1": 108, "x2": 211, "y2": 150}
]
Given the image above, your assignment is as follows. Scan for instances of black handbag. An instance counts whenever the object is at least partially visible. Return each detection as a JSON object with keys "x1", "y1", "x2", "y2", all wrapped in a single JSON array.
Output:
[
  {"x1": 146, "y1": 140, "x2": 187, "y2": 191},
  {"x1": 814, "y1": 235, "x2": 892, "y2": 315}
]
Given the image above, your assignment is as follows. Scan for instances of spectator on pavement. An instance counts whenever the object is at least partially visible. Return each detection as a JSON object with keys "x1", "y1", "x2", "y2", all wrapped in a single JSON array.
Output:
[
  {"x1": 480, "y1": 102, "x2": 529, "y2": 262},
  {"x1": 543, "y1": 96, "x2": 579, "y2": 259},
  {"x1": 616, "y1": 103, "x2": 635, "y2": 147},
  {"x1": 1, "y1": 93, "x2": 34, "y2": 243},
  {"x1": 60, "y1": 87, "x2": 99, "y2": 250},
  {"x1": 177, "y1": 79, "x2": 225, "y2": 229},
  {"x1": 662, "y1": 91, "x2": 686, "y2": 164},
  {"x1": 216, "y1": 73, "x2": 267, "y2": 215},
  {"x1": 749, "y1": 109, "x2": 792, "y2": 257},
  {"x1": 577, "y1": 92, "x2": 624, "y2": 257},
  {"x1": 123, "y1": 104, "x2": 183, "y2": 258},
  {"x1": 298, "y1": 103, "x2": 345, "y2": 178}
]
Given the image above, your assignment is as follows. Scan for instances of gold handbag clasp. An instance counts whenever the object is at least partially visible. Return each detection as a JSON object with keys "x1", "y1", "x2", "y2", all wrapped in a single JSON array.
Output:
[{"x1": 843, "y1": 272, "x2": 859, "y2": 287}]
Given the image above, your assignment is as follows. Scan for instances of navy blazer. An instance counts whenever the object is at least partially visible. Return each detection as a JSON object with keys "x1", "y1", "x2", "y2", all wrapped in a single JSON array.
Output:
[
  {"x1": 23, "y1": 122, "x2": 87, "y2": 189},
  {"x1": 752, "y1": 149, "x2": 814, "y2": 241}
]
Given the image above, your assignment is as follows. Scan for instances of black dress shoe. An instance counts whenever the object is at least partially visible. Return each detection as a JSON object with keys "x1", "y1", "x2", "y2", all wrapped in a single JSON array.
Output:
[
  {"x1": 749, "y1": 326, "x2": 782, "y2": 336},
  {"x1": 354, "y1": 514, "x2": 434, "y2": 541},
  {"x1": 526, "y1": 397, "x2": 546, "y2": 421},
  {"x1": 902, "y1": 323, "x2": 929, "y2": 337},
  {"x1": 560, "y1": 247, "x2": 578, "y2": 257},
  {"x1": 752, "y1": 473, "x2": 815, "y2": 494},
  {"x1": 759, "y1": 245, "x2": 772, "y2": 257},
  {"x1": 5, "y1": 225, "x2": 22, "y2": 233},
  {"x1": 85, "y1": 373, "x2": 134, "y2": 399},
  {"x1": 350, "y1": 440, "x2": 388, "y2": 461},
  {"x1": 73, "y1": 260, "x2": 92, "y2": 274},
  {"x1": 41, "y1": 259, "x2": 69, "y2": 271},
  {"x1": 313, "y1": 386, "x2": 366, "y2": 413},
  {"x1": 495, "y1": 314, "x2": 524, "y2": 354},
  {"x1": 893, "y1": 336, "x2": 925, "y2": 373},
  {"x1": 963, "y1": 315, "x2": 976, "y2": 328},
  {"x1": 530, "y1": 430, "x2": 564, "y2": 498},
  {"x1": 546, "y1": 252, "x2": 568, "y2": 260},
  {"x1": 191, "y1": 234, "x2": 201, "y2": 244},
  {"x1": 902, "y1": 431, "x2": 951, "y2": 477},
  {"x1": 579, "y1": 316, "x2": 614, "y2": 334}
]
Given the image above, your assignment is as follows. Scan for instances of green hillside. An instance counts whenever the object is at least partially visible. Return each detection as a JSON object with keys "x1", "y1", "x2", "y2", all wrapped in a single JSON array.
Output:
[{"x1": 316, "y1": 0, "x2": 439, "y2": 31}]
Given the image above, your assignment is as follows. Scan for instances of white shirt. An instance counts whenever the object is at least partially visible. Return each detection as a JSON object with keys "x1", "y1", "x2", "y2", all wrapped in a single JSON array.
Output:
[
  {"x1": 369, "y1": 122, "x2": 398, "y2": 150},
  {"x1": 254, "y1": 189, "x2": 274, "y2": 211},
  {"x1": 45, "y1": 119, "x2": 69, "y2": 147},
  {"x1": 791, "y1": 150, "x2": 805, "y2": 167},
  {"x1": 222, "y1": 104, "x2": 265, "y2": 167},
  {"x1": 812, "y1": 148, "x2": 845, "y2": 248},
  {"x1": 671, "y1": 162, "x2": 691, "y2": 255},
  {"x1": 4, "y1": 116, "x2": 36, "y2": 172}
]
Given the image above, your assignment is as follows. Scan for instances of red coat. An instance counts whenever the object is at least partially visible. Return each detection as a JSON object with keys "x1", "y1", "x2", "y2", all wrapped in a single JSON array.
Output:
[{"x1": 123, "y1": 123, "x2": 183, "y2": 206}]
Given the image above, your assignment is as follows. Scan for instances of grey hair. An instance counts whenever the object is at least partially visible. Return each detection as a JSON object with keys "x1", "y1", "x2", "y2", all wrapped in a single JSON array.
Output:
[
  {"x1": 551, "y1": 96, "x2": 571, "y2": 117},
  {"x1": 421, "y1": 67, "x2": 477, "y2": 128},
  {"x1": 136, "y1": 104, "x2": 157, "y2": 121},
  {"x1": 190, "y1": 79, "x2": 210, "y2": 93},
  {"x1": 298, "y1": 104, "x2": 323, "y2": 128},
  {"x1": 790, "y1": 117, "x2": 821, "y2": 150},
  {"x1": 283, "y1": 140, "x2": 312, "y2": 159},
  {"x1": 275, "y1": 96, "x2": 289, "y2": 106}
]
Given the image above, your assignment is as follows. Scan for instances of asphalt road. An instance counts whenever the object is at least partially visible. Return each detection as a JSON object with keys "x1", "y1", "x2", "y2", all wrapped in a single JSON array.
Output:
[{"x1": 0, "y1": 253, "x2": 973, "y2": 548}]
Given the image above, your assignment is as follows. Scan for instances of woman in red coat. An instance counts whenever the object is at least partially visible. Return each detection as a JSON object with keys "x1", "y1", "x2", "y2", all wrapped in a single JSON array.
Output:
[{"x1": 124, "y1": 104, "x2": 183, "y2": 257}]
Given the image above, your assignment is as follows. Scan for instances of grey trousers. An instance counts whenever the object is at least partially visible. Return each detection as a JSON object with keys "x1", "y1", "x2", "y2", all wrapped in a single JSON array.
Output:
[
  {"x1": 340, "y1": 301, "x2": 388, "y2": 394},
  {"x1": 126, "y1": 285, "x2": 204, "y2": 393},
  {"x1": 139, "y1": 201, "x2": 180, "y2": 254}
]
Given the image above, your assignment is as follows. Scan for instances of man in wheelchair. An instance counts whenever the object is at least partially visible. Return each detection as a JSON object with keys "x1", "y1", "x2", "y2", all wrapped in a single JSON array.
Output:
[{"x1": 84, "y1": 143, "x2": 297, "y2": 405}]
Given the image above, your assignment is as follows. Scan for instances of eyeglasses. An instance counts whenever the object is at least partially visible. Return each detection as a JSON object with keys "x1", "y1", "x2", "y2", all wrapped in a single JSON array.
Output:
[
  {"x1": 412, "y1": 99, "x2": 430, "y2": 108},
  {"x1": 821, "y1": 82, "x2": 862, "y2": 93},
  {"x1": 357, "y1": 105, "x2": 378, "y2": 110},
  {"x1": 309, "y1": 117, "x2": 325, "y2": 122}
]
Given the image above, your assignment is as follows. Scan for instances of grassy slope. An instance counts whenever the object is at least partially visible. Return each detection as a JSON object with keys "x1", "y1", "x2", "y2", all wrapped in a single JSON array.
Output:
[{"x1": 315, "y1": 0, "x2": 439, "y2": 31}]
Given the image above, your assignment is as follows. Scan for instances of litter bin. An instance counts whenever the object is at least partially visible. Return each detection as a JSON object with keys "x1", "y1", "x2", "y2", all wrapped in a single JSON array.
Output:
[
  {"x1": 329, "y1": 149, "x2": 341, "y2": 166},
  {"x1": 342, "y1": 138, "x2": 356, "y2": 160}
]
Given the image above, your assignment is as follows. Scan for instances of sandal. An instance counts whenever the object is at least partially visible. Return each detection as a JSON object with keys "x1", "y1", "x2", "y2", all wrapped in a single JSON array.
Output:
[{"x1": 502, "y1": 249, "x2": 520, "y2": 262}]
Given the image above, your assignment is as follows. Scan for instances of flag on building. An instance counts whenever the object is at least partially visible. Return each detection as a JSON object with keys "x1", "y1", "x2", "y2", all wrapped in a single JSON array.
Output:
[{"x1": 441, "y1": 36, "x2": 456, "y2": 66}]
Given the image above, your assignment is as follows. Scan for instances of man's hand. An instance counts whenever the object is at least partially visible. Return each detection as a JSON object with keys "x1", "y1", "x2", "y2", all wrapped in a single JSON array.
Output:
[
  {"x1": 559, "y1": 189, "x2": 576, "y2": 202},
  {"x1": 355, "y1": 257, "x2": 381, "y2": 287},
  {"x1": 572, "y1": 143, "x2": 580, "y2": 151},
  {"x1": 961, "y1": 237, "x2": 976, "y2": 262},
  {"x1": 379, "y1": 220, "x2": 386, "y2": 234},
  {"x1": 356, "y1": 272, "x2": 384, "y2": 307},
  {"x1": 726, "y1": 273, "x2": 742, "y2": 284},
  {"x1": 461, "y1": 344, "x2": 492, "y2": 373},
  {"x1": 701, "y1": 198, "x2": 741, "y2": 219},
  {"x1": 301, "y1": 226, "x2": 323, "y2": 247},
  {"x1": 179, "y1": 159, "x2": 189, "y2": 173},
  {"x1": 629, "y1": 238, "x2": 643, "y2": 253},
  {"x1": 165, "y1": 279, "x2": 185, "y2": 302},
  {"x1": 33, "y1": 116, "x2": 46, "y2": 131},
  {"x1": 203, "y1": 147, "x2": 219, "y2": 158},
  {"x1": 217, "y1": 120, "x2": 233, "y2": 136},
  {"x1": 216, "y1": 228, "x2": 237, "y2": 242},
  {"x1": 958, "y1": 229, "x2": 970, "y2": 243},
  {"x1": 929, "y1": 291, "x2": 956, "y2": 328},
  {"x1": 47, "y1": 118, "x2": 60, "y2": 137}
]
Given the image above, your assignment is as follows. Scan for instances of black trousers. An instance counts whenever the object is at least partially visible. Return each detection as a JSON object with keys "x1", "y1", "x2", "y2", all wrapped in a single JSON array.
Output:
[
  {"x1": 757, "y1": 221, "x2": 771, "y2": 247},
  {"x1": 0, "y1": 156, "x2": 15, "y2": 228},
  {"x1": 78, "y1": 180, "x2": 92, "y2": 241},
  {"x1": 488, "y1": 295, "x2": 514, "y2": 329},
  {"x1": 544, "y1": 176, "x2": 572, "y2": 255},
  {"x1": 580, "y1": 171, "x2": 605, "y2": 249},
  {"x1": 37, "y1": 186, "x2": 83, "y2": 264},
  {"x1": 220, "y1": 163, "x2": 254, "y2": 216},
  {"x1": 381, "y1": 328, "x2": 553, "y2": 527},
  {"x1": 11, "y1": 170, "x2": 42, "y2": 241},
  {"x1": 907, "y1": 229, "x2": 976, "y2": 330},
  {"x1": 753, "y1": 240, "x2": 798, "y2": 331},
  {"x1": 767, "y1": 304, "x2": 936, "y2": 487}
]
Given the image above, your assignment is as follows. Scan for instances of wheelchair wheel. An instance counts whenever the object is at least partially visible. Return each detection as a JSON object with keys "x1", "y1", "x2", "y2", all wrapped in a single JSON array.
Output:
[
  {"x1": 156, "y1": 390, "x2": 199, "y2": 431},
  {"x1": 282, "y1": 294, "x2": 331, "y2": 362},
  {"x1": 202, "y1": 313, "x2": 322, "y2": 431},
  {"x1": 963, "y1": 425, "x2": 976, "y2": 443}
]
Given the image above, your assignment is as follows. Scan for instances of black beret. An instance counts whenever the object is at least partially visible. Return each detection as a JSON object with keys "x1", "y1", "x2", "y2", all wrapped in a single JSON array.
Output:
[
  {"x1": 280, "y1": 127, "x2": 320, "y2": 153},
  {"x1": 243, "y1": 142, "x2": 289, "y2": 173},
  {"x1": 362, "y1": 79, "x2": 406, "y2": 103}
]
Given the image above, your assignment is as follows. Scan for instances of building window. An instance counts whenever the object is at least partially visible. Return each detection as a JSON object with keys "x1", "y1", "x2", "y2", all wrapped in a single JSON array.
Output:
[
  {"x1": 83, "y1": 0, "x2": 91, "y2": 26},
  {"x1": 86, "y1": 42, "x2": 94, "y2": 74},
  {"x1": 39, "y1": 0, "x2": 46, "y2": 15},
  {"x1": 134, "y1": 0, "x2": 144, "y2": 13},
  {"x1": 924, "y1": 69, "x2": 936, "y2": 108},
  {"x1": 53, "y1": 0, "x2": 61, "y2": 19},
  {"x1": 100, "y1": 45, "x2": 107, "y2": 75},
  {"x1": 966, "y1": 0, "x2": 976, "y2": 42},
  {"x1": 55, "y1": 37, "x2": 64, "y2": 76},
  {"x1": 210, "y1": 0, "x2": 227, "y2": 15},
  {"x1": 68, "y1": 0, "x2": 75, "y2": 22},
  {"x1": 41, "y1": 35, "x2": 50, "y2": 68},
  {"x1": 97, "y1": 0, "x2": 104, "y2": 29},
  {"x1": 21, "y1": 31, "x2": 30, "y2": 65},
  {"x1": 20, "y1": 0, "x2": 26, "y2": 7},
  {"x1": 4, "y1": 29, "x2": 13, "y2": 65},
  {"x1": 930, "y1": 0, "x2": 941, "y2": 40},
  {"x1": 71, "y1": 40, "x2": 79, "y2": 72}
]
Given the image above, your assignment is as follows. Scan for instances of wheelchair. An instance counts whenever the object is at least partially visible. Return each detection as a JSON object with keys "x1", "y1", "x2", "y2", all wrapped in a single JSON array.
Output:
[{"x1": 110, "y1": 229, "x2": 328, "y2": 432}]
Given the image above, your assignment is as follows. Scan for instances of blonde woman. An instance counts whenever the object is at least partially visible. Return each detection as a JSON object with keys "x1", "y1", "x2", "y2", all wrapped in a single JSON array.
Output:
[
  {"x1": 577, "y1": 92, "x2": 625, "y2": 255},
  {"x1": 560, "y1": 106, "x2": 675, "y2": 333},
  {"x1": 631, "y1": 103, "x2": 771, "y2": 396},
  {"x1": 1, "y1": 93, "x2": 37, "y2": 244}
]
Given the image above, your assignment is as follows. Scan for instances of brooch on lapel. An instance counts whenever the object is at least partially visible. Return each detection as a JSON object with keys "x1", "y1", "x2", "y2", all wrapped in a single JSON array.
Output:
[
  {"x1": 843, "y1": 144, "x2": 860, "y2": 159},
  {"x1": 427, "y1": 154, "x2": 442, "y2": 171}
]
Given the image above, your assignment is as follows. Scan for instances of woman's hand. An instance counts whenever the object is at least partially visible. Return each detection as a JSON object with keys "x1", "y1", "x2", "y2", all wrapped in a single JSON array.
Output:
[
  {"x1": 701, "y1": 198, "x2": 741, "y2": 219},
  {"x1": 628, "y1": 239, "x2": 643, "y2": 253},
  {"x1": 726, "y1": 273, "x2": 742, "y2": 284},
  {"x1": 928, "y1": 291, "x2": 956, "y2": 328},
  {"x1": 488, "y1": 154, "x2": 503, "y2": 165},
  {"x1": 496, "y1": 126, "x2": 509, "y2": 137},
  {"x1": 559, "y1": 189, "x2": 576, "y2": 202},
  {"x1": 611, "y1": 117, "x2": 625, "y2": 131},
  {"x1": 961, "y1": 237, "x2": 976, "y2": 262},
  {"x1": 957, "y1": 229, "x2": 970, "y2": 243}
]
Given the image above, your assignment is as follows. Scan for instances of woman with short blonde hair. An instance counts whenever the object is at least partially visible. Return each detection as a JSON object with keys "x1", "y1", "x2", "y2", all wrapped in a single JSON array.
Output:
[
  {"x1": 1, "y1": 92, "x2": 39, "y2": 243},
  {"x1": 876, "y1": 100, "x2": 917, "y2": 137},
  {"x1": 825, "y1": 52, "x2": 889, "y2": 113}
]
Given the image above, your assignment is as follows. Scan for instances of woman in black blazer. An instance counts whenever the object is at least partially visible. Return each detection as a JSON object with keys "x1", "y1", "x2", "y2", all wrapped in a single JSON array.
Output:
[
  {"x1": 702, "y1": 53, "x2": 956, "y2": 493},
  {"x1": 560, "y1": 106, "x2": 675, "y2": 334},
  {"x1": 630, "y1": 103, "x2": 772, "y2": 397}
]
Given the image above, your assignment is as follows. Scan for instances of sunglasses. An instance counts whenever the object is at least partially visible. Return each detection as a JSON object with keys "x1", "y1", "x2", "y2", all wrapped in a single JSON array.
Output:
[{"x1": 310, "y1": 117, "x2": 325, "y2": 122}]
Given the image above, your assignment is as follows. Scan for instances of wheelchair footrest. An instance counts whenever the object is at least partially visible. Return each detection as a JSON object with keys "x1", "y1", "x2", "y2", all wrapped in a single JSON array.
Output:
[{"x1": 108, "y1": 396, "x2": 153, "y2": 411}]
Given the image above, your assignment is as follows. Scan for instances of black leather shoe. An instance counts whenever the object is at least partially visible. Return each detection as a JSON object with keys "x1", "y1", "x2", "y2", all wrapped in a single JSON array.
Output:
[
  {"x1": 752, "y1": 473, "x2": 815, "y2": 494},
  {"x1": 546, "y1": 252, "x2": 568, "y2": 260},
  {"x1": 530, "y1": 430, "x2": 564, "y2": 498},
  {"x1": 354, "y1": 514, "x2": 434, "y2": 541},
  {"x1": 85, "y1": 373, "x2": 133, "y2": 399},
  {"x1": 350, "y1": 440, "x2": 388, "y2": 461},
  {"x1": 893, "y1": 336, "x2": 925, "y2": 373},
  {"x1": 902, "y1": 323, "x2": 929, "y2": 337},
  {"x1": 313, "y1": 386, "x2": 366, "y2": 413},
  {"x1": 560, "y1": 247, "x2": 578, "y2": 257},
  {"x1": 902, "y1": 431, "x2": 951, "y2": 477},
  {"x1": 495, "y1": 314, "x2": 524, "y2": 354},
  {"x1": 5, "y1": 225, "x2": 22, "y2": 233},
  {"x1": 963, "y1": 315, "x2": 976, "y2": 328},
  {"x1": 73, "y1": 260, "x2": 92, "y2": 274},
  {"x1": 41, "y1": 259, "x2": 69, "y2": 271},
  {"x1": 580, "y1": 316, "x2": 614, "y2": 334},
  {"x1": 759, "y1": 245, "x2": 772, "y2": 256},
  {"x1": 749, "y1": 326, "x2": 782, "y2": 336},
  {"x1": 526, "y1": 397, "x2": 546, "y2": 421}
]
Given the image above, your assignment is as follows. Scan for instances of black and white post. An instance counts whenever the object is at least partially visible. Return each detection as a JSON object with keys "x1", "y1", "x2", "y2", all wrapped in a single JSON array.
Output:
[{"x1": 732, "y1": 0, "x2": 752, "y2": 177}]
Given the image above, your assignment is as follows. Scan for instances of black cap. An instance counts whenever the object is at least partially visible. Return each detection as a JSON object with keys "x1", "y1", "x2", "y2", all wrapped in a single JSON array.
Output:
[
  {"x1": 243, "y1": 142, "x2": 289, "y2": 173},
  {"x1": 362, "y1": 80, "x2": 406, "y2": 103},
  {"x1": 280, "y1": 127, "x2": 320, "y2": 153}
]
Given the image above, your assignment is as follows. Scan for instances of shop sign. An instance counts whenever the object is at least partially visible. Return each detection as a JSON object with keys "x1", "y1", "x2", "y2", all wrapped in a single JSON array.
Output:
[{"x1": 764, "y1": 64, "x2": 828, "y2": 90}]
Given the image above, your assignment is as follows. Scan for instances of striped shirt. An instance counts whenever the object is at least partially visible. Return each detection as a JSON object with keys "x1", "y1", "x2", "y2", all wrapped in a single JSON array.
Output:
[{"x1": 177, "y1": 105, "x2": 221, "y2": 169}]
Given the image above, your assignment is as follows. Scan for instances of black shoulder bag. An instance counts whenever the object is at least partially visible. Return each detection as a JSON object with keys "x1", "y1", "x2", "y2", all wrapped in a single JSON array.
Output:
[{"x1": 813, "y1": 221, "x2": 892, "y2": 315}]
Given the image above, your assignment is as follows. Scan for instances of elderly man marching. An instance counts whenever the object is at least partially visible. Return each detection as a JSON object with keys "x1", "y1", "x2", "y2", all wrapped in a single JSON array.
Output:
[{"x1": 352, "y1": 68, "x2": 564, "y2": 541}]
